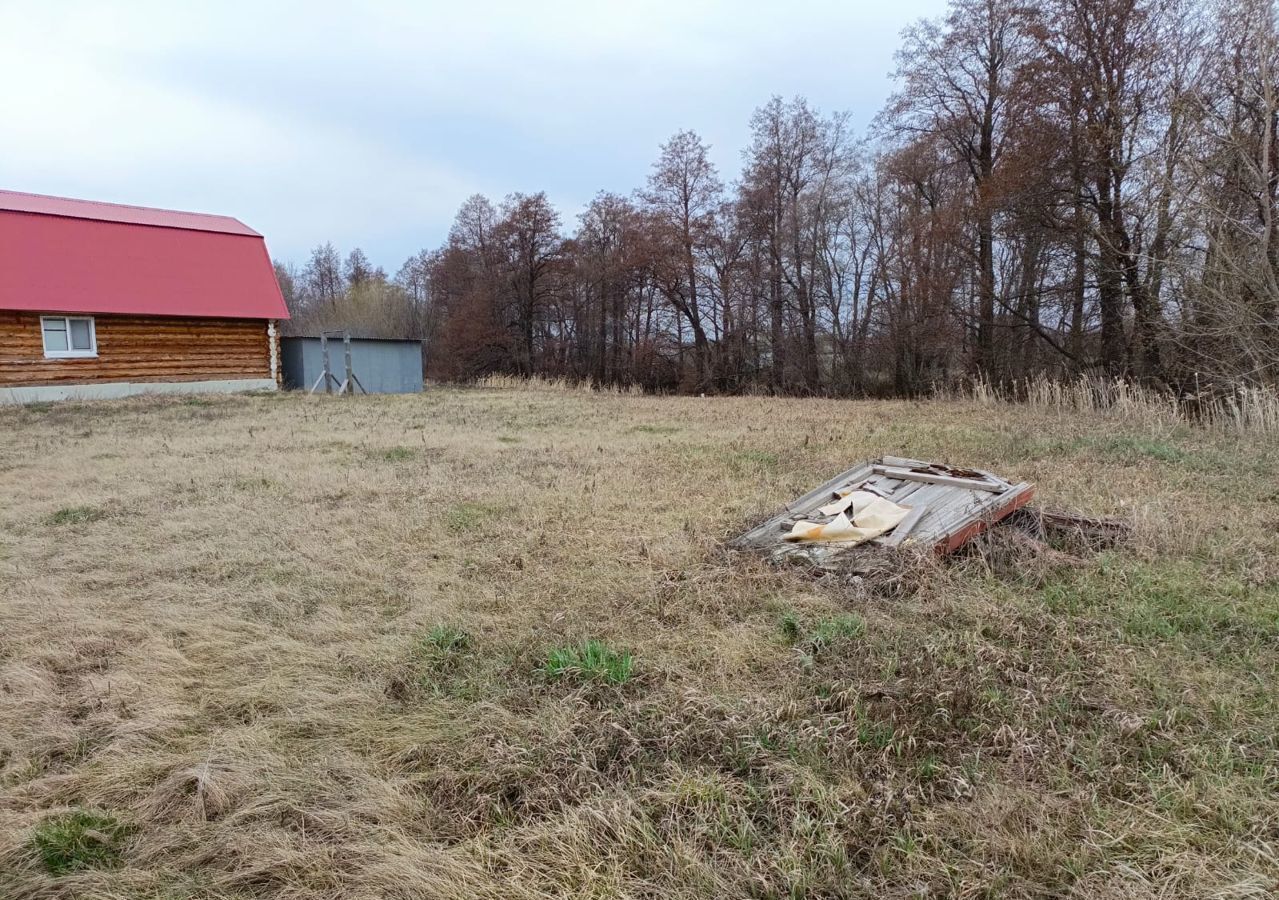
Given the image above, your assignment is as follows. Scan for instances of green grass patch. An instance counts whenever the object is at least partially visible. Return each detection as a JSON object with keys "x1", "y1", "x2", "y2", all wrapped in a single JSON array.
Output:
[
  {"x1": 916, "y1": 754, "x2": 942, "y2": 781},
  {"x1": 855, "y1": 706, "x2": 899, "y2": 751},
  {"x1": 725, "y1": 448, "x2": 780, "y2": 474},
  {"x1": 545, "y1": 639, "x2": 634, "y2": 685},
  {"x1": 381, "y1": 446, "x2": 416, "y2": 462},
  {"x1": 1090, "y1": 434, "x2": 1191, "y2": 464},
  {"x1": 414, "y1": 624, "x2": 474, "y2": 685},
  {"x1": 779, "y1": 611, "x2": 802, "y2": 644},
  {"x1": 420, "y1": 624, "x2": 471, "y2": 655},
  {"x1": 780, "y1": 612, "x2": 867, "y2": 654},
  {"x1": 31, "y1": 809, "x2": 133, "y2": 875},
  {"x1": 1000, "y1": 431, "x2": 1211, "y2": 469},
  {"x1": 48, "y1": 505, "x2": 104, "y2": 526},
  {"x1": 444, "y1": 501, "x2": 499, "y2": 533},
  {"x1": 1039, "y1": 556, "x2": 1279, "y2": 649},
  {"x1": 810, "y1": 614, "x2": 866, "y2": 647}
]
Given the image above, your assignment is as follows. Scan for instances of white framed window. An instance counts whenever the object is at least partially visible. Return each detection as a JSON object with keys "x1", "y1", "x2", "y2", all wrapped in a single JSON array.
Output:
[{"x1": 41, "y1": 316, "x2": 97, "y2": 359}]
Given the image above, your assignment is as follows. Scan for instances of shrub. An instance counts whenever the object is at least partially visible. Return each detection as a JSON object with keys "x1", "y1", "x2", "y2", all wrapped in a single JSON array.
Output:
[
  {"x1": 31, "y1": 810, "x2": 132, "y2": 875},
  {"x1": 545, "y1": 639, "x2": 634, "y2": 685}
]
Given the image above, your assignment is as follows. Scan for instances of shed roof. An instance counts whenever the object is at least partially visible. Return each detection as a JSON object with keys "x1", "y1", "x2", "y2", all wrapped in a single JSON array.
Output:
[{"x1": 0, "y1": 189, "x2": 289, "y2": 320}]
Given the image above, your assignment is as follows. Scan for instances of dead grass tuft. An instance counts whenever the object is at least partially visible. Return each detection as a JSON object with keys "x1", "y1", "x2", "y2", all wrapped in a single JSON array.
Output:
[{"x1": 955, "y1": 519, "x2": 1093, "y2": 586}]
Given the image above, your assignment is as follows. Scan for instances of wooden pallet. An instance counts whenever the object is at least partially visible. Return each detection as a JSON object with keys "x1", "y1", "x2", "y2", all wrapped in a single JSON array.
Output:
[{"x1": 732, "y1": 456, "x2": 1035, "y2": 558}]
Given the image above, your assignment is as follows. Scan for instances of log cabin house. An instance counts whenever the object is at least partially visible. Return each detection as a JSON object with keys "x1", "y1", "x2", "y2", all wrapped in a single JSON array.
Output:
[{"x1": 0, "y1": 190, "x2": 288, "y2": 403}]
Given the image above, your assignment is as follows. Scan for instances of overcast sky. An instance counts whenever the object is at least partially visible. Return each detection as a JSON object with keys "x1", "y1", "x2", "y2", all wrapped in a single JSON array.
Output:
[{"x1": 0, "y1": 0, "x2": 944, "y2": 271}]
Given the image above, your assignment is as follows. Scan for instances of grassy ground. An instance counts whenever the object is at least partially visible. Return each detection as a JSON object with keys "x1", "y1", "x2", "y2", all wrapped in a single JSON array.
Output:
[{"x1": 0, "y1": 385, "x2": 1276, "y2": 899}]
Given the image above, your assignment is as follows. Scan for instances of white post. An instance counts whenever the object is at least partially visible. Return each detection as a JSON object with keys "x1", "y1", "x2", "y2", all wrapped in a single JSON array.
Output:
[
  {"x1": 343, "y1": 333, "x2": 354, "y2": 394},
  {"x1": 321, "y1": 334, "x2": 332, "y2": 394}
]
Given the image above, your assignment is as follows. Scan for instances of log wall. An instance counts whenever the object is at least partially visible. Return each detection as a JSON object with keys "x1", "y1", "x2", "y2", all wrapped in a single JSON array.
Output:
[{"x1": 0, "y1": 312, "x2": 273, "y2": 386}]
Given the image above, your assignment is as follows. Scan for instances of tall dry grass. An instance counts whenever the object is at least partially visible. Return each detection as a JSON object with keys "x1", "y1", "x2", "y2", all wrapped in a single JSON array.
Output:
[
  {"x1": 0, "y1": 387, "x2": 1276, "y2": 898},
  {"x1": 953, "y1": 373, "x2": 1279, "y2": 436},
  {"x1": 477, "y1": 372, "x2": 1279, "y2": 436},
  {"x1": 473, "y1": 373, "x2": 645, "y2": 396}
]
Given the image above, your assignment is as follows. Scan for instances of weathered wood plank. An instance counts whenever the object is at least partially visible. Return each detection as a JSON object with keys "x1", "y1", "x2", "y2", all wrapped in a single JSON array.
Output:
[
  {"x1": 870, "y1": 465, "x2": 1005, "y2": 492},
  {"x1": 882, "y1": 503, "x2": 929, "y2": 547},
  {"x1": 931, "y1": 482, "x2": 1036, "y2": 553},
  {"x1": 884, "y1": 480, "x2": 925, "y2": 502},
  {"x1": 880, "y1": 455, "x2": 932, "y2": 469},
  {"x1": 731, "y1": 462, "x2": 876, "y2": 548}
]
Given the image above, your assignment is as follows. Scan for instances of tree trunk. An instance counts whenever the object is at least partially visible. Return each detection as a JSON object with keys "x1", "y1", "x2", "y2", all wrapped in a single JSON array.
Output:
[{"x1": 1094, "y1": 164, "x2": 1129, "y2": 375}]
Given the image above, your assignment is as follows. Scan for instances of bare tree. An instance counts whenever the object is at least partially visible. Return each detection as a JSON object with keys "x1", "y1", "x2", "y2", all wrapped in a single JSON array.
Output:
[
  {"x1": 495, "y1": 192, "x2": 564, "y2": 376},
  {"x1": 888, "y1": 0, "x2": 1035, "y2": 378},
  {"x1": 301, "y1": 242, "x2": 343, "y2": 307},
  {"x1": 1176, "y1": 0, "x2": 1279, "y2": 385},
  {"x1": 643, "y1": 130, "x2": 723, "y2": 391},
  {"x1": 343, "y1": 247, "x2": 380, "y2": 288}
]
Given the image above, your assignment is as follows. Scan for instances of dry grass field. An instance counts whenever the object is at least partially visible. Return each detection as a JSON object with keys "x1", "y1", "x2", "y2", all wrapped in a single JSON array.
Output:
[{"x1": 1, "y1": 384, "x2": 1276, "y2": 899}]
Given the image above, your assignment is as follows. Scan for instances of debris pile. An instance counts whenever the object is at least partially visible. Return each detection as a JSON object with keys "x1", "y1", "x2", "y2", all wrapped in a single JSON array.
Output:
[{"x1": 732, "y1": 456, "x2": 1035, "y2": 566}]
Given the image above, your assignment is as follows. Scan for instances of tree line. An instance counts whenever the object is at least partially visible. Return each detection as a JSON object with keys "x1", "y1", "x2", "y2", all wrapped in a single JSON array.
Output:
[{"x1": 276, "y1": 0, "x2": 1279, "y2": 396}]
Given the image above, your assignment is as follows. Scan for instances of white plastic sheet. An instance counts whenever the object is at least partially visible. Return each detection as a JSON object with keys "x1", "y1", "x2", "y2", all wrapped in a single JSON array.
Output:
[{"x1": 784, "y1": 495, "x2": 912, "y2": 545}]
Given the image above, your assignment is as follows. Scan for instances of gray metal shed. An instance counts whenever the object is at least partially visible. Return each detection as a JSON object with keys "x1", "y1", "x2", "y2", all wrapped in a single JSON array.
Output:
[{"x1": 281, "y1": 336, "x2": 424, "y2": 394}]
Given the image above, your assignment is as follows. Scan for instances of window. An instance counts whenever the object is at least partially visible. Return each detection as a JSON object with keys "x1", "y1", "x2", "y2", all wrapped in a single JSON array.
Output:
[{"x1": 41, "y1": 316, "x2": 97, "y2": 358}]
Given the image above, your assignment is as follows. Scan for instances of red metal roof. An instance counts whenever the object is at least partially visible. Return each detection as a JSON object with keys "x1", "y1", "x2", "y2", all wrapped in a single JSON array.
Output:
[
  {"x1": 0, "y1": 189, "x2": 261, "y2": 236},
  {"x1": 0, "y1": 190, "x2": 289, "y2": 320}
]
